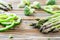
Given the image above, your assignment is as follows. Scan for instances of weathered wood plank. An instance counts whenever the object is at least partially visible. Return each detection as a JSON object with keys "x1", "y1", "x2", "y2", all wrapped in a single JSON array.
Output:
[
  {"x1": 7, "y1": 11, "x2": 50, "y2": 19},
  {"x1": 0, "y1": 0, "x2": 60, "y2": 40}
]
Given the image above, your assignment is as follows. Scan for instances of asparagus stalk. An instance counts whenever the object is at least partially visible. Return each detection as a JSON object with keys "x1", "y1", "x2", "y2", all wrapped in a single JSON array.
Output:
[
  {"x1": 0, "y1": 5, "x2": 8, "y2": 11},
  {"x1": 35, "y1": 14, "x2": 60, "y2": 29},
  {"x1": 40, "y1": 15, "x2": 60, "y2": 33},
  {"x1": 0, "y1": 1, "x2": 12, "y2": 11},
  {"x1": 8, "y1": 4, "x2": 13, "y2": 10},
  {"x1": 40, "y1": 16, "x2": 60, "y2": 33},
  {"x1": 43, "y1": 15, "x2": 60, "y2": 25},
  {"x1": 42, "y1": 22, "x2": 60, "y2": 33},
  {"x1": 47, "y1": 13, "x2": 60, "y2": 19},
  {"x1": 35, "y1": 19, "x2": 48, "y2": 28}
]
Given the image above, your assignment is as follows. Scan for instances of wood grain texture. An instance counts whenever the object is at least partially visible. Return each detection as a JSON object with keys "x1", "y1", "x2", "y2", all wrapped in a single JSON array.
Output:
[{"x1": 0, "y1": 0, "x2": 60, "y2": 40}]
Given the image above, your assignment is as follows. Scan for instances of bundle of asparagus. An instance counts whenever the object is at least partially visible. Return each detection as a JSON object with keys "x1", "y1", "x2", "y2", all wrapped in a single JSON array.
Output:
[
  {"x1": 31, "y1": 14, "x2": 60, "y2": 34},
  {"x1": 0, "y1": 1, "x2": 12, "y2": 11},
  {"x1": 41, "y1": 14, "x2": 60, "y2": 33}
]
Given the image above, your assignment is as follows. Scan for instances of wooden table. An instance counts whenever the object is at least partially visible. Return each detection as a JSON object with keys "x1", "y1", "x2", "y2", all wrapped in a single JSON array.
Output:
[{"x1": 0, "y1": 0, "x2": 60, "y2": 40}]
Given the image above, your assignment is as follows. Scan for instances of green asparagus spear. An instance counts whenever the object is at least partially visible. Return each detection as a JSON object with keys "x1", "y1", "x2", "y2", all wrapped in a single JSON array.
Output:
[
  {"x1": 0, "y1": 5, "x2": 8, "y2": 11},
  {"x1": 0, "y1": 1, "x2": 12, "y2": 11},
  {"x1": 47, "y1": 13, "x2": 60, "y2": 19},
  {"x1": 34, "y1": 14, "x2": 60, "y2": 29},
  {"x1": 35, "y1": 19, "x2": 48, "y2": 28},
  {"x1": 42, "y1": 22, "x2": 60, "y2": 33},
  {"x1": 40, "y1": 15, "x2": 60, "y2": 33},
  {"x1": 39, "y1": 14, "x2": 60, "y2": 33}
]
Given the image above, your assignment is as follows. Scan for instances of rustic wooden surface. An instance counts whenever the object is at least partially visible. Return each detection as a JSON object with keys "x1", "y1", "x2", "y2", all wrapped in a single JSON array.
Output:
[{"x1": 0, "y1": 0, "x2": 60, "y2": 40}]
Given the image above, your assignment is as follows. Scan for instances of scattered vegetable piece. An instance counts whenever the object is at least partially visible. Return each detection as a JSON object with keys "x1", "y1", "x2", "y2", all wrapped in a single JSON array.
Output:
[
  {"x1": 9, "y1": 34, "x2": 13, "y2": 39},
  {"x1": 31, "y1": 1, "x2": 41, "y2": 9},
  {"x1": 18, "y1": 0, "x2": 41, "y2": 16},
  {"x1": 32, "y1": 13, "x2": 60, "y2": 34},
  {"x1": 0, "y1": 0, "x2": 12, "y2": 11},
  {"x1": 22, "y1": 0, "x2": 30, "y2": 6},
  {"x1": 46, "y1": 0, "x2": 56, "y2": 5},
  {"x1": 18, "y1": 0, "x2": 30, "y2": 8},
  {"x1": 24, "y1": 6, "x2": 35, "y2": 16}
]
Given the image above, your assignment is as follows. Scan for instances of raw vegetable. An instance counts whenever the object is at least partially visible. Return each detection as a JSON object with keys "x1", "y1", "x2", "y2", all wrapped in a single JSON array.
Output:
[
  {"x1": 18, "y1": 0, "x2": 41, "y2": 16},
  {"x1": 0, "y1": 5, "x2": 8, "y2": 11},
  {"x1": 42, "y1": 5, "x2": 60, "y2": 14},
  {"x1": 0, "y1": 13, "x2": 21, "y2": 32},
  {"x1": 9, "y1": 34, "x2": 13, "y2": 39},
  {"x1": 18, "y1": 2, "x2": 25, "y2": 8},
  {"x1": 31, "y1": 1, "x2": 41, "y2": 9},
  {"x1": 31, "y1": 13, "x2": 60, "y2": 34},
  {"x1": 46, "y1": 0, "x2": 56, "y2": 5},
  {"x1": 40, "y1": 14, "x2": 60, "y2": 33},
  {"x1": 8, "y1": 4, "x2": 13, "y2": 10},
  {"x1": 18, "y1": 0, "x2": 30, "y2": 8},
  {"x1": 24, "y1": 6, "x2": 35, "y2": 16},
  {"x1": 22, "y1": 0, "x2": 30, "y2": 6},
  {"x1": 0, "y1": 0, "x2": 12, "y2": 11}
]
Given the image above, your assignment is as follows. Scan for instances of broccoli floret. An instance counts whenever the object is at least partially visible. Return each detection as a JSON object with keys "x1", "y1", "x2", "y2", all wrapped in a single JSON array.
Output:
[
  {"x1": 24, "y1": 6, "x2": 35, "y2": 16},
  {"x1": 46, "y1": 0, "x2": 56, "y2": 5}
]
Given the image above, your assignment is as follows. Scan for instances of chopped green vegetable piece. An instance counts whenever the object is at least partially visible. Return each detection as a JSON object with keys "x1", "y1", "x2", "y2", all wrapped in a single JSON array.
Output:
[
  {"x1": 18, "y1": 2, "x2": 25, "y2": 8},
  {"x1": 8, "y1": 3, "x2": 13, "y2": 10},
  {"x1": 46, "y1": 0, "x2": 56, "y2": 5},
  {"x1": 0, "y1": 0, "x2": 12, "y2": 11},
  {"x1": 9, "y1": 34, "x2": 13, "y2": 39},
  {"x1": 31, "y1": 1, "x2": 41, "y2": 9},
  {"x1": 24, "y1": 6, "x2": 35, "y2": 16},
  {"x1": 22, "y1": 0, "x2": 30, "y2": 6}
]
